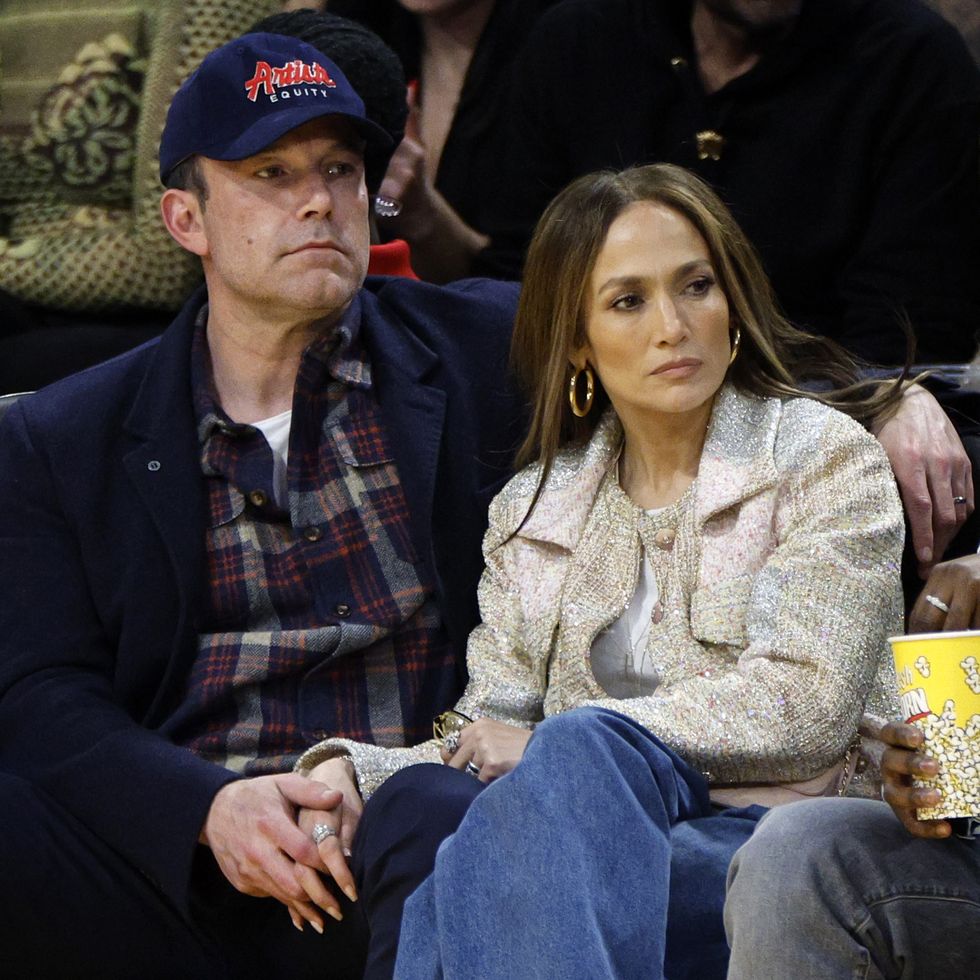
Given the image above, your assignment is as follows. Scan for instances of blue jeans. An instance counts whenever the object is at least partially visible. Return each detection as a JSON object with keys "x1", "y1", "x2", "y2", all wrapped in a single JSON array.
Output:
[
  {"x1": 725, "y1": 797, "x2": 980, "y2": 979},
  {"x1": 393, "y1": 706, "x2": 764, "y2": 979}
]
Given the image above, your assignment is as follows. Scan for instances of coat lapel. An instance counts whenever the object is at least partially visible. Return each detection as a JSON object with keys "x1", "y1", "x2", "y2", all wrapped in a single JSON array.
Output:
[{"x1": 359, "y1": 291, "x2": 447, "y2": 589}]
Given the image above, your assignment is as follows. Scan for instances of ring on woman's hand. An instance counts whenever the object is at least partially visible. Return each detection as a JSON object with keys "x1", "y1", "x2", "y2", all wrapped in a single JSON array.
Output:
[
  {"x1": 465, "y1": 762, "x2": 480, "y2": 777},
  {"x1": 373, "y1": 195, "x2": 402, "y2": 218},
  {"x1": 924, "y1": 594, "x2": 951, "y2": 614},
  {"x1": 953, "y1": 495, "x2": 969, "y2": 506},
  {"x1": 443, "y1": 731, "x2": 460, "y2": 755},
  {"x1": 312, "y1": 823, "x2": 338, "y2": 845}
]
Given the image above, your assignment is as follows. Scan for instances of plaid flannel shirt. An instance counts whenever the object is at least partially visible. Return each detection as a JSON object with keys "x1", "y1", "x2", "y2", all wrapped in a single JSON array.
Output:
[{"x1": 167, "y1": 299, "x2": 459, "y2": 774}]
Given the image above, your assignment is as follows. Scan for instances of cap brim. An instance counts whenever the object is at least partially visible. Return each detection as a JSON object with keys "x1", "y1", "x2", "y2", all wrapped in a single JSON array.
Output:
[{"x1": 165, "y1": 103, "x2": 392, "y2": 180}]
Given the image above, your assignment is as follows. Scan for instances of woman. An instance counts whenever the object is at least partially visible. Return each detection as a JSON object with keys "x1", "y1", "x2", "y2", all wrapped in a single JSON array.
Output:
[
  {"x1": 296, "y1": 164, "x2": 906, "y2": 978},
  {"x1": 327, "y1": 0, "x2": 557, "y2": 282}
]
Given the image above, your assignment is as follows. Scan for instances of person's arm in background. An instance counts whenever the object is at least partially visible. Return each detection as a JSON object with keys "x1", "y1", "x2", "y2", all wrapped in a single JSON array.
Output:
[
  {"x1": 374, "y1": 96, "x2": 488, "y2": 284},
  {"x1": 873, "y1": 385, "x2": 975, "y2": 579}
]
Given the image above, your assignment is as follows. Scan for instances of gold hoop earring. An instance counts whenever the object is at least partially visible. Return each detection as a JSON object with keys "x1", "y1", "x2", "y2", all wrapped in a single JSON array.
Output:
[
  {"x1": 568, "y1": 366, "x2": 595, "y2": 417},
  {"x1": 729, "y1": 326, "x2": 742, "y2": 366}
]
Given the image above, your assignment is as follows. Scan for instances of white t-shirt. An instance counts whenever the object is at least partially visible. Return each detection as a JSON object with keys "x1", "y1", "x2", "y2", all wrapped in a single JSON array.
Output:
[{"x1": 252, "y1": 409, "x2": 292, "y2": 507}]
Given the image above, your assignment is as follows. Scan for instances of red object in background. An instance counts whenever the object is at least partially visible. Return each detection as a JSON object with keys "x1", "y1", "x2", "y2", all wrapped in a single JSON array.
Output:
[{"x1": 368, "y1": 239, "x2": 418, "y2": 279}]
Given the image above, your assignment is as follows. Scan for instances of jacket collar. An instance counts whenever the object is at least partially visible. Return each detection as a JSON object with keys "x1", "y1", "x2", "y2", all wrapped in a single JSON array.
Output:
[{"x1": 517, "y1": 384, "x2": 782, "y2": 550}]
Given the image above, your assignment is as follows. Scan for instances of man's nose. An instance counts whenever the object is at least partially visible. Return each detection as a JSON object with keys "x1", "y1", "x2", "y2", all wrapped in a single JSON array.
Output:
[{"x1": 298, "y1": 173, "x2": 333, "y2": 218}]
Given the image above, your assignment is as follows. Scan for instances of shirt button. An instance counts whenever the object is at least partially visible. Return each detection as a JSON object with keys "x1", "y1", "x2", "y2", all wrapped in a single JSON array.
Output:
[
  {"x1": 335, "y1": 603, "x2": 351, "y2": 618},
  {"x1": 248, "y1": 490, "x2": 267, "y2": 507},
  {"x1": 303, "y1": 525, "x2": 323, "y2": 542},
  {"x1": 654, "y1": 528, "x2": 676, "y2": 551}
]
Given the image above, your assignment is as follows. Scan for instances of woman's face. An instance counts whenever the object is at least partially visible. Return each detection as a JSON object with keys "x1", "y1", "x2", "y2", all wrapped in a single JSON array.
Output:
[{"x1": 577, "y1": 201, "x2": 732, "y2": 428}]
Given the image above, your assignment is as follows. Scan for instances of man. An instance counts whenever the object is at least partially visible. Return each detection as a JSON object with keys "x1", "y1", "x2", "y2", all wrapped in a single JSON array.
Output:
[
  {"x1": 0, "y1": 33, "x2": 521, "y2": 978},
  {"x1": 477, "y1": 0, "x2": 980, "y2": 580},
  {"x1": 724, "y1": 557, "x2": 980, "y2": 978}
]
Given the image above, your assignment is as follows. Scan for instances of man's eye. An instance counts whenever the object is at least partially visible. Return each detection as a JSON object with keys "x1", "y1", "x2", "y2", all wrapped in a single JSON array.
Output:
[
  {"x1": 254, "y1": 165, "x2": 285, "y2": 179},
  {"x1": 325, "y1": 161, "x2": 356, "y2": 178}
]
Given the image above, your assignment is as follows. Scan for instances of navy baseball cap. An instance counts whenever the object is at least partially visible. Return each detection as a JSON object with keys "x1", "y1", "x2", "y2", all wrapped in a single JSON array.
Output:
[{"x1": 159, "y1": 32, "x2": 393, "y2": 183}]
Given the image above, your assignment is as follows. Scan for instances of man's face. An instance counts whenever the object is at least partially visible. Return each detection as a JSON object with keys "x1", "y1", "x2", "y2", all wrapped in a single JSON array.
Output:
[
  {"x1": 194, "y1": 116, "x2": 370, "y2": 326},
  {"x1": 699, "y1": 0, "x2": 803, "y2": 33}
]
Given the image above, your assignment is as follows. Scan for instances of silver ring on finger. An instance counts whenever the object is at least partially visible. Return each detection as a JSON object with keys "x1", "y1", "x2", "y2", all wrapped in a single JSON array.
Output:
[
  {"x1": 924, "y1": 594, "x2": 951, "y2": 614},
  {"x1": 953, "y1": 495, "x2": 969, "y2": 506},
  {"x1": 312, "y1": 823, "x2": 338, "y2": 845},
  {"x1": 465, "y1": 762, "x2": 480, "y2": 777},
  {"x1": 374, "y1": 195, "x2": 402, "y2": 218}
]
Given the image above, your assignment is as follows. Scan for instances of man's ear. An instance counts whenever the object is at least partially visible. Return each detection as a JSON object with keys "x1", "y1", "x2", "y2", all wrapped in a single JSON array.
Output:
[{"x1": 160, "y1": 188, "x2": 208, "y2": 257}]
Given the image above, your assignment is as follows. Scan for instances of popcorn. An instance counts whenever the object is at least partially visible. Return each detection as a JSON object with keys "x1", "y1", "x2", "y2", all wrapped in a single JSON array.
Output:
[
  {"x1": 915, "y1": 655, "x2": 931, "y2": 678},
  {"x1": 914, "y1": 704, "x2": 980, "y2": 821}
]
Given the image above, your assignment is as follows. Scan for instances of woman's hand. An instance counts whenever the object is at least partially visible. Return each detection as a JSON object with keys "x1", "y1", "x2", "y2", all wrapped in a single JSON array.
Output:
[
  {"x1": 375, "y1": 99, "x2": 488, "y2": 283},
  {"x1": 441, "y1": 717, "x2": 532, "y2": 783},
  {"x1": 909, "y1": 553, "x2": 980, "y2": 633},
  {"x1": 291, "y1": 757, "x2": 363, "y2": 933},
  {"x1": 879, "y1": 720, "x2": 951, "y2": 839}
]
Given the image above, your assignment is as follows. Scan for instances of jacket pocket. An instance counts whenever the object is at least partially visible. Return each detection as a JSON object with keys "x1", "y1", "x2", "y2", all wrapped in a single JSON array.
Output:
[{"x1": 689, "y1": 574, "x2": 753, "y2": 647}]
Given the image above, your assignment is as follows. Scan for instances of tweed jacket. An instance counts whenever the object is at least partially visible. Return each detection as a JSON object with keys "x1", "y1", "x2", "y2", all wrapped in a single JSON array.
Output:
[{"x1": 299, "y1": 385, "x2": 905, "y2": 806}]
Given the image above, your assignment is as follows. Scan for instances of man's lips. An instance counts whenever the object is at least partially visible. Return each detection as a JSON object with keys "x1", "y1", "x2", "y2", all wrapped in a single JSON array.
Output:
[
  {"x1": 287, "y1": 240, "x2": 342, "y2": 255},
  {"x1": 651, "y1": 357, "x2": 701, "y2": 376}
]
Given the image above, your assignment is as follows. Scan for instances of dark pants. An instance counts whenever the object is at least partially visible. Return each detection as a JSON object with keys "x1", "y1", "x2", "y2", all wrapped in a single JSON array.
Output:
[{"x1": 0, "y1": 764, "x2": 481, "y2": 979}]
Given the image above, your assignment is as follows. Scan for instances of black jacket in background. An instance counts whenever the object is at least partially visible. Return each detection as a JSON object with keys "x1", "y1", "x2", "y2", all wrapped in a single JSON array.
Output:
[{"x1": 479, "y1": 0, "x2": 980, "y2": 366}]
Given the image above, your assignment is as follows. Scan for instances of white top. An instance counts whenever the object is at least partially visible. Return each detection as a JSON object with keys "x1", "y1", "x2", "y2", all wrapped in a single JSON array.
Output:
[
  {"x1": 252, "y1": 409, "x2": 292, "y2": 507},
  {"x1": 590, "y1": 547, "x2": 662, "y2": 698}
]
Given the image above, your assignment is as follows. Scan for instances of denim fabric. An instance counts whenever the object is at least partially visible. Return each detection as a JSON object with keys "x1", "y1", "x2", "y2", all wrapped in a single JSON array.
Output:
[
  {"x1": 725, "y1": 797, "x2": 980, "y2": 979},
  {"x1": 393, "y1": 706, "x2": 764, "y2": 979}
]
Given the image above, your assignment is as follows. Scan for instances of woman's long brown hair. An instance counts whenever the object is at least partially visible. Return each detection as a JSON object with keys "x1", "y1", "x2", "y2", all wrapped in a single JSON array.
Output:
[{"x1": 510, "y1": 164, "x2": 911, "y2": 520}]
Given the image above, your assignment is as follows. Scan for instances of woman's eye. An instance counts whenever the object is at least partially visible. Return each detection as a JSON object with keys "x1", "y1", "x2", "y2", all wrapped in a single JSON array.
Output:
[
  {"x1": 686, "y1": 276, "x2": 715, "y2": 296},
  {"x1": 611, "y1": 293, "x2": 643, "y2": 311}
]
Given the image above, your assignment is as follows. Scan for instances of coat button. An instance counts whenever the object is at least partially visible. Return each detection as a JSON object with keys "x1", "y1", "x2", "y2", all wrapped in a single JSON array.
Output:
[
  {"x1": 653, "y1": 528, "x2": 676, "y2": 551},
  {"x1": 248, "y1": 490, "x2": 268, "y2": 507},
  {"x1": 146, "y1": 460, "x2": 161, "y2": 472},
  {"x1": 303, "y1": 525, "x2": 323, "y2": 542},
  {"x1": 335, "y1": 603, "x2": 351, "y2": 618}
]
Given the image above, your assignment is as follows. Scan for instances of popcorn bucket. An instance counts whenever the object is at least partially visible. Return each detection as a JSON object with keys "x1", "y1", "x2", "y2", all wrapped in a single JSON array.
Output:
[{"x1": 889, "y1": 630, "x2": 980, "y2": 822}]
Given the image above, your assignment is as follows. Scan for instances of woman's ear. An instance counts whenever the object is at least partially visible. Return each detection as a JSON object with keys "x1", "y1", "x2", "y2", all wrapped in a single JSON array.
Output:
[
  {"x1": 569, "y1": 345, "x2": 592, "y2": 373},
  {"x1": 160, "y1": 188, "x2": 209, "y2": 257}
]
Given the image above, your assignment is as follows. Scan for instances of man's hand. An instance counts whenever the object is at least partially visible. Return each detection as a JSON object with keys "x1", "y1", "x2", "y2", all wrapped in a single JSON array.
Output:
[
  {"x1": 879, "y1": 720, "x2": 951, "y2": 839},
  {"x1": 872, "y1": 384, "x2": 973, "y2": 577},
  {"x1": 441, "y1": 717, "x2": 532, "y2": 783},
  {"x1": 290, "y1": 758, "x2": 363, "y2": 933},
  {"x1": 200, "y1": 773, "x2": 345, "y2": 931},
  {"x1": 909, "y1": 553, "x2": 980, "y2": 633}
]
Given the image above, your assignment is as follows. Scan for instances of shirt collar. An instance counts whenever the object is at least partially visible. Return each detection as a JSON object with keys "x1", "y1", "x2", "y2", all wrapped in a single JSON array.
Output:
[{"x1": 190, "y1": 294, "x2": 371, "y2": 444}]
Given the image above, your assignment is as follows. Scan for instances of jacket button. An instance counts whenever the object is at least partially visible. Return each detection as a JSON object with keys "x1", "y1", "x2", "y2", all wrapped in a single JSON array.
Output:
[
  {"x1": 303, "y1": 525, "x2": 323, "y2": 542},
  {"x1": 654, "y1": 528, "x2": 676, "y2": 551},
  {"x1": 248, "y1": 490, "x2": 267, "y2": 507},
  {"x1": 335, "y1": 603, "x2": 351, "y2": 618}
]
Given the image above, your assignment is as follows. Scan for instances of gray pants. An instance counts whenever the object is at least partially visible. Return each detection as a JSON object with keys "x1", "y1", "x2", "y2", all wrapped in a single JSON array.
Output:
[{"x1": 724, "y1": 797, "x2": 980, "y2": 979}]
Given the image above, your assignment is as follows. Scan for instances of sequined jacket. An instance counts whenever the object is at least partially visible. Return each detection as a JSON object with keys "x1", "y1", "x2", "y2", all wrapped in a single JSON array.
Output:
[{"x1": 298, "y1": 385, "x2": 905, "y2": 806}]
